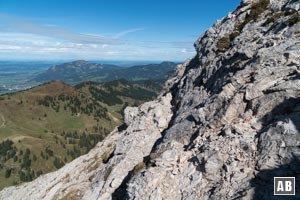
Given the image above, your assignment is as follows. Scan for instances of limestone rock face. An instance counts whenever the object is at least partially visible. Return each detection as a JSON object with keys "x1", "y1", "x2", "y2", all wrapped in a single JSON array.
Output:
[{"x1": 1, "y1": 0, "x2": 300, "y2": 199}]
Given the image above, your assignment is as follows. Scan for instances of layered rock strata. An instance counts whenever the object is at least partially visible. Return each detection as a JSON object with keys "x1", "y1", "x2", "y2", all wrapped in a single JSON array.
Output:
[{"x1": 1, "y1": 0, "x2": 300, "y2": 199}]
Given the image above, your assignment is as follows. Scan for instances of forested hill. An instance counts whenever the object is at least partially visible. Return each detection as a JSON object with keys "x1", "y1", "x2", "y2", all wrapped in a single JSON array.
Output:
[
  {"x1": 32, "y1": 60, "x2": 177, "y2": 85},
  {"x1": 0, "y1": 79, "x2": 161, "y2": 189}
]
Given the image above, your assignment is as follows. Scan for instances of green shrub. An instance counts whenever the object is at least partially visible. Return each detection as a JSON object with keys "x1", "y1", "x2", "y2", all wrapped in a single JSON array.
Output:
[
  {"x1": 132, "y1": 162, "x2": 145, "y2": 175},
  {"x1": 230, "y1": 0, "x2": 270, "y2": 41},
  {"x1": 53, "y1": 157, "x2": 64, "y2": 169},
  {"x1": 262, "y1": 12, "x2": 284, "y2": 26},
  {"x1": 217, "y1": 37, "x2": 231, "y2": 52},
  {"x1": 288, "y1": 13, "x2": 300, "y2": 26},
  {"x1": 5, "y1": 168, "x2": 11, "y2": 178},
  {"x1": 144, "y1": 152, "x2": 163, "y2": 168},
  {"x1": 249, "y1": 0, "x2": 270, "y2": 21}
]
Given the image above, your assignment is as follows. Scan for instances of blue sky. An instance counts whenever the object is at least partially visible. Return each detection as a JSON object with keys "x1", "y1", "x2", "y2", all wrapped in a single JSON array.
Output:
[{"x1": 0, "y1": 0, "x2": 240, "y2": 61}]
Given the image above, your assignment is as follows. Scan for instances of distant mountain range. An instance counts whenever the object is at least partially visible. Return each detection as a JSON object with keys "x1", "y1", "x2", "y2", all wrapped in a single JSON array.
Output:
[{"x1": 32, "y1": 60, "x2": 178, "y2": 85}]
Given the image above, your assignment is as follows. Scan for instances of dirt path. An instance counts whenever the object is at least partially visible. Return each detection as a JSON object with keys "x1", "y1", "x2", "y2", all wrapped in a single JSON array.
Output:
[
  {"x1": 0, "y1": 113, "x2": 5, "y2": 128},
  {"x1": 108, "y1": 112, "x2": 121, "y2": 123}
]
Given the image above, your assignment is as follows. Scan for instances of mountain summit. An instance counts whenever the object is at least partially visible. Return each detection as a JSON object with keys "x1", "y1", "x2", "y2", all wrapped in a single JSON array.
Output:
[{"x1": 1, "y1": 0, "x2": 300, "y2": 199}]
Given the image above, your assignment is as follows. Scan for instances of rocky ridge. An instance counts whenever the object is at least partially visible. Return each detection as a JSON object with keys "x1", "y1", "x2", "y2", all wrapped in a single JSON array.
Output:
[{"x1": 1, "y1": 0, "x2": 300, "y2": 199}]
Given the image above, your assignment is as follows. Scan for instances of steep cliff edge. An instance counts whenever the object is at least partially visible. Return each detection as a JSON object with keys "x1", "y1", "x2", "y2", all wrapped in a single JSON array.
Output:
[{"x1": 1, "y1": 0, "x2": 300, "y2": 199}]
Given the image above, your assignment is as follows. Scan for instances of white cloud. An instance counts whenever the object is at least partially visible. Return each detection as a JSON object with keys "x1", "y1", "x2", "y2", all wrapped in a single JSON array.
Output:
[
  {"x1": 0, "y1": 13, "x2": 195, "y2": 61},
  {"x1": 0, "y1": 13, "x2": 122, "y2": 45},
  {"x1": 113, "y1": 28, "x2": 146, "y2": 39}
]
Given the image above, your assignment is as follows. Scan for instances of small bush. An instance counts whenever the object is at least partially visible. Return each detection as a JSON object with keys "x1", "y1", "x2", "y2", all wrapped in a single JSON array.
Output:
[
  {"x1": 262, "y1": 12, "x2": 284, "y2": 26},
  {"x1": 249, "y1": 0, "x2": 270, "y2": 21},
  {"x1": 132, "y1": 162, "x2": 145, "y2": 175},
  {"x1": 144, "y1": 152, "x2": 163, "y2": 168},
  {"x1": 230, "y1": 0, "x2": 270, "y2": 41},
  {"x1": 217, "y1": 37, "x2": 231, "y2": 52},
  {"x1": 288, "y1": 13, "x2": 300, "y2": 26},
  {"x1": 5, "y1": 168, "x2": 12, "y2": 178},
  {"x1": 53, "y1": 157, "x2": 64, "y2": 169}
]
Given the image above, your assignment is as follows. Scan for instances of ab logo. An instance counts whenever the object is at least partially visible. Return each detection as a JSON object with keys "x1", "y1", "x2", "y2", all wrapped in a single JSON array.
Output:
[{"x1": 274, "y1": 177, "x2": 295, "y2": 195}]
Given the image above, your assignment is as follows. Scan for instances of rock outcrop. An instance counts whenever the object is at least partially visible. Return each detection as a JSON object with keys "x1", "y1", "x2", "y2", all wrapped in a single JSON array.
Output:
[{"x1": 1, "y1": 0, "x2": 300, "y2": 199}]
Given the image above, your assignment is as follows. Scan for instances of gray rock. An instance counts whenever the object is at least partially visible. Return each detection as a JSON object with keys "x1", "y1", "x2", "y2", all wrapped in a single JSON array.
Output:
[{"x1": 1, "y1": 0, "x2": 300, "y2": 199}]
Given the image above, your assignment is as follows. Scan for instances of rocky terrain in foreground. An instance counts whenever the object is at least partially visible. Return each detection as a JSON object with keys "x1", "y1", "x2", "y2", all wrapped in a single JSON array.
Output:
[{"x1": 1, "y1": 0, "x2": 300, "y2": 199}]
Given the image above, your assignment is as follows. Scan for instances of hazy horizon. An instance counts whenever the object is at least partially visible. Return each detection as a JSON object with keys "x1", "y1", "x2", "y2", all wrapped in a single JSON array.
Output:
[{"x1": 0, "y1": 59, "x2": 180, "y2": 67}]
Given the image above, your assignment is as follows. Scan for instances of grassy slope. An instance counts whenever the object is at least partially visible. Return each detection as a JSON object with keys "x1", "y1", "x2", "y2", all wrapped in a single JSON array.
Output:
[{"x1": 0, "y1": 80, "x2": 160, "y2": 189}]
